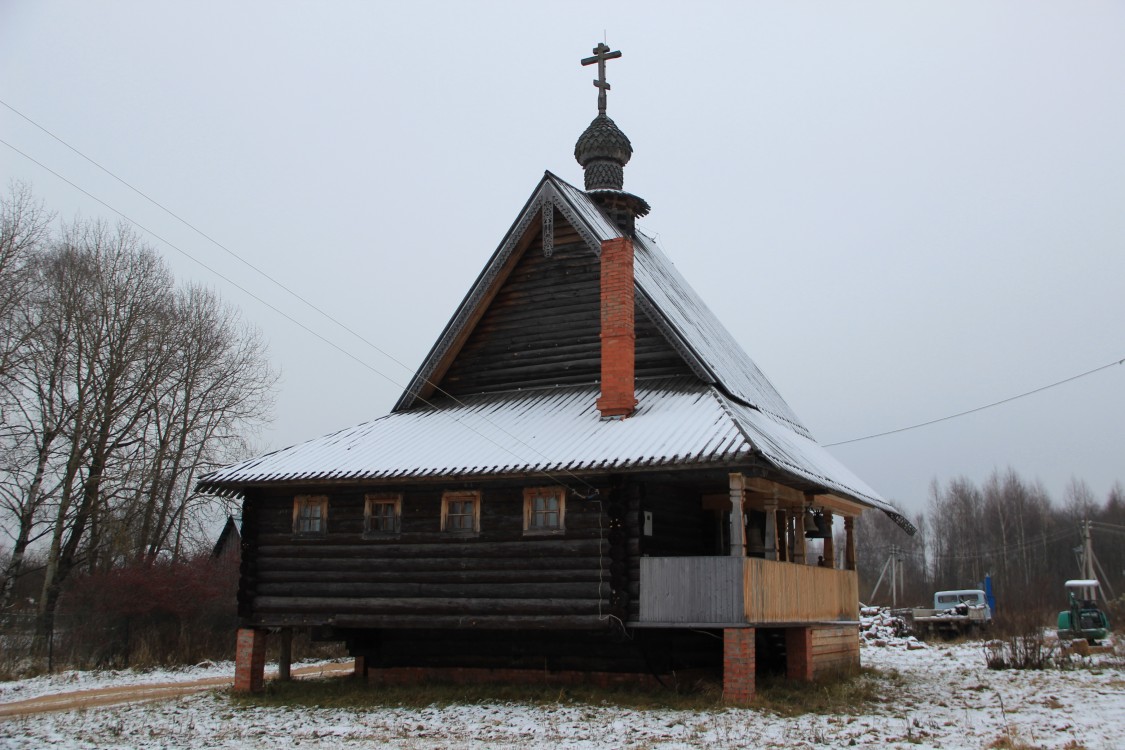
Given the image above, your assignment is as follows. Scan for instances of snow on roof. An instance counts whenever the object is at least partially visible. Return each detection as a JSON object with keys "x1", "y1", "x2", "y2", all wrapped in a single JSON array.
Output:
[
  {"x1": 394, "y1": 172, "x2": 811, "y2": 440},
  {"x1": 201, "y1": 379, "x2": 749, "y2": 492},
  {"x1": 201, "y1": 172, "x2": 910, "y2": 528},
  {"x1": 199, "y1": 377, "x2": 899, "y2": 520},
  {"x1": 632, "y1": 232, "x2": 810, "y2": 437}
]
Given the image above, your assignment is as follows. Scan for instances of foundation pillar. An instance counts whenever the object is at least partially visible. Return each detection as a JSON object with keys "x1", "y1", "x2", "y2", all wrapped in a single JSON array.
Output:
[
  {"x1": 723, "y1": 628, "x2": 756, "y2": 704},
  {"x1": 234, "y1": 627, "x2": 267, "y2": 693}
]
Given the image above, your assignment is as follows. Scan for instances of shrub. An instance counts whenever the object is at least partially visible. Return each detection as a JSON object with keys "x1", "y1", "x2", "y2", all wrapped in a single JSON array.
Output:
[{"x1": 56, "y1": 553, "x2": 239, "y2": 669}]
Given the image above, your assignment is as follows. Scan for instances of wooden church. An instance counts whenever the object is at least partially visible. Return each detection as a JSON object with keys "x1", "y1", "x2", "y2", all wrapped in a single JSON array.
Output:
[{"x1": 201, "y1": 44, "x2": 913, "y2": 703}]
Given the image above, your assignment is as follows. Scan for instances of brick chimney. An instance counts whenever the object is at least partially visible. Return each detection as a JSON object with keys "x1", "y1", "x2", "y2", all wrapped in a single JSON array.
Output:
[{"x1": 596, "y1": 236, "x2": 638, "y2": 418}]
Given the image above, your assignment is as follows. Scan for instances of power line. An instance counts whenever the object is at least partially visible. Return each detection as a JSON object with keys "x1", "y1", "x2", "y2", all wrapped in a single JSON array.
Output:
[
  {"x1": 0, "y1": 102, "x2": 601, "y2": 492},
  {"x1": 825, "y1": 357, "x2": 1125, "y2": 447},
  {"x1": 0, "y1": 134, "x2": 596, "y2": 496}
]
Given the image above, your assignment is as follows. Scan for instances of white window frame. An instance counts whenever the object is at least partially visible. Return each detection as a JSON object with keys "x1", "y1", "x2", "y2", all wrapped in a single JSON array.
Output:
[
  {"x1": 441, "y1": 490, "x2": 481, "y2": 534},
  {"x1": 523, "y1": 486, "x2": 565, "y2": 535}
]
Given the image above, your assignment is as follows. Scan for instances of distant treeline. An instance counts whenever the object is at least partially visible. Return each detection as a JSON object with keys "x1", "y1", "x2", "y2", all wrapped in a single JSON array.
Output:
[{"x1": 856, "y1": 469, "x2": 1124, "y2": 619}]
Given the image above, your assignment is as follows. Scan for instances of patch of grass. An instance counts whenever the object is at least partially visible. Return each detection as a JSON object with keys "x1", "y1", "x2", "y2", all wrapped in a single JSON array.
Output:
[
  {"x1": 232, "y1": 666, "x2": 904, "y2": 716},
  {"x1": 231, "y1": 674, "x2": 724, "y2": 711},
  {"x1": 752, "y1": 667, "x2": 901, "y2": 717},
  {"x1": 985, "y1": 733, "x2": 1054, "y2": 750}
]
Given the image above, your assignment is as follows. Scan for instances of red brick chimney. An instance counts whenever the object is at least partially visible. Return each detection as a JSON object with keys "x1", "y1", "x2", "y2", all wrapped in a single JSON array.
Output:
[{"x1": 596, "y1": 236, "x2": 638, "y2": 418}]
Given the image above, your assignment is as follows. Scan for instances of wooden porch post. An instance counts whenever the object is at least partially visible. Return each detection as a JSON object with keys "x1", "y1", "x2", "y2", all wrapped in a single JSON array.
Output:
[
  {"x1": 729, "y1": 473, "x2": 746, "y2": 557},
  {"x1": 822, "y1": 510, "x2": 835, "y2": 568},
  {"x1": 763, "y1": 492, "x2": 778, "y2": 561},
  {"x1": 777, "y1": 509, "x2": 789, "y2": 562},
  {"x1": 794, "y1": 493, "x2": 811, "y2": 564},
  {"x1": 844, "y1": 516, "x2": 857, "y2": 571},
  {"x1": 278, "y1": 627, "x2": 293, "y2": 681}
]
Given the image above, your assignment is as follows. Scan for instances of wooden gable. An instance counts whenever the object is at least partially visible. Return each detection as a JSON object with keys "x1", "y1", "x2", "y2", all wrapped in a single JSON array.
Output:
[{"x1": 427, "y1": 206, "x2": 694, "y2": 400}]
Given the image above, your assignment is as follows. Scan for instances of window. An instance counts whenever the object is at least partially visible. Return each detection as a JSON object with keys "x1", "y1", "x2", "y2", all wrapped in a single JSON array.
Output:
[
  {"x1": 293, "y1": 495, "x2": 328, "y2": 536},
  {"x1": 523, "y1": 487, "x2": 565, "y2": 534},
  {"x1": 364, "y1": 493, "x2": 402, "y2": 535},
  {"x1": 441, "y1": 490, "x2": 480, "y2": 533}
]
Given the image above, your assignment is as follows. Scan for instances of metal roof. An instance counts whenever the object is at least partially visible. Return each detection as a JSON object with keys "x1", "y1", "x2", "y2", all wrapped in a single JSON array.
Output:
[
  {"x1": 393, "y1": 172, "x2": 813, "y2": 440},
  {"x1": 201, "y1": 172, "x2": 913, "y2": 531},
  {"x1": 631, "y1": 232, "x2": 811, "y2": 437},
  {"x1": 201, "y1": 379, "x2": 749, "y2": 491},
  {"x1": 199, "y1": 378, "x2": 900, "y2": 521}
]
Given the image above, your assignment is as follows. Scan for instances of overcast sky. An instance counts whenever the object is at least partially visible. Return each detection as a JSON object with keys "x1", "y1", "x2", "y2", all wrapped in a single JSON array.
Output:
[{"x1": 2, "y1": 1, "x2": 1123, "y2": 516}]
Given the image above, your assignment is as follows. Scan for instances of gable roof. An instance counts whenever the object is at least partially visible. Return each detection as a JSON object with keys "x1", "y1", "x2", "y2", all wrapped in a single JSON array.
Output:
[
  {"x1": 395, "y1": 172, "x2": 809, "y2": 437},
  {"x1": 199, "y1": 171, "x2": 914, "y2": 533},
  {"x1": 200, "y1": 379, "x2": 872, "y2": 502},
  {"x1": 198, "y1": 376, "x2": 914, "y2": 533}
]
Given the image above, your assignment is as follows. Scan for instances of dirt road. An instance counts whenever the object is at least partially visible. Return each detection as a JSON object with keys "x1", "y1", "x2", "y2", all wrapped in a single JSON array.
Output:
[{"x1": 0, "y1": 661, "x2": 355, "y2": 719}]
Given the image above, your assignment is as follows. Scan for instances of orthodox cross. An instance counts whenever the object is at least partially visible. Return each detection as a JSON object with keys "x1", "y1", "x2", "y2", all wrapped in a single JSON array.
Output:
[{"x1": 581, "y1": 42, "x2": 622, "y2": 115}]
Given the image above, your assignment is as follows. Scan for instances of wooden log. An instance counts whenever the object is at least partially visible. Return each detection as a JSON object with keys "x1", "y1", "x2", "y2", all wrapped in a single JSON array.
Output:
[
  {"x1": 253, "y1": 596, "x2": 606, "y2": 616},
  {"x1": 257, "y1": 538, "x2": 605, "y2": 559},
  {"x1": 255, "y1": 568, "x2": 605, "y2": 584},
  {"x1": 256, "y1": 555, "x2": 606, "y2": 574},
  {"x1": 254, "y1": 581, "x2": 602, "y2": 599}
]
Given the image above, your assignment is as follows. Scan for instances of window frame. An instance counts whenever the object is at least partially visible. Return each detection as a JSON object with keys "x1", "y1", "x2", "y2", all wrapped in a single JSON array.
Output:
[
  {"x1": 440, "y1": 490, "x2": 481, "y2": 534},
  {"x1": 523, "y1": 486, "x2": 566, "y2": 535},
  {"x1": 292, "y1": 495, "x2": 328, "y2": 537},
  {"x1": 363, "y1": 493, "x2": 402, "y2": 537}
]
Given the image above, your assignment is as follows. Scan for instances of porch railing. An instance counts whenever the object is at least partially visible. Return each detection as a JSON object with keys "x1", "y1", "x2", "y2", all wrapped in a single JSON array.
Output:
[{"x1": 638, "y1": 556, "x2": 858, "y2": 625}]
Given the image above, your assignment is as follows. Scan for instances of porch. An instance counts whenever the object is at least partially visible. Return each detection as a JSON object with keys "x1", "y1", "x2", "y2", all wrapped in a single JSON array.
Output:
[{"x1": 636, "y1": 556, "x2": 859, "y2": 626}]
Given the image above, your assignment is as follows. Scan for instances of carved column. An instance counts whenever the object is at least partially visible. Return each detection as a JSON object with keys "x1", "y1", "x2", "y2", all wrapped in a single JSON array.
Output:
[
  {"x1": 777, "y1": 510, "x2": 789, "y2": 562},
  {"x1": 794, "y1": 493, "x2": 811, "y2": 564},
  {"x1": 729, "y1": 473, "x2": 746, "y2": 557},
  {"x1": 822, "y1": 510, "x2": 835, "y2": 569},
  {"x1": 844, "y1": 516, "x2": 857, "y2": 571},
  {"x1": 763, "y1": 492, "x2": 778, "y2": 561}
]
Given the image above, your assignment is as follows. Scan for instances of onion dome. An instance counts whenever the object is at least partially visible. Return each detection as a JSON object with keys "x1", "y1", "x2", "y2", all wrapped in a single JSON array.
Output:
[{"x1": 574, "y1": 114, "x2": 633, "y2": 191}]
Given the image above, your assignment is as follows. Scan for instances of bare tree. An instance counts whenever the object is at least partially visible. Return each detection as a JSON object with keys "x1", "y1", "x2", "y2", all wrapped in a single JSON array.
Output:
[
  {"x1": 2, "y1": 191, "x2": 275, "y2": 647},
  {"x1": 35, "y1": 221, "x2": 180, "y2": 637},
  {"x1": 0, "y1": 182, "x2": 51, "y2": 382},
  {"x1": 125, "y1": 283, "x2": 274, "y2": 563},
  {"x1": 0, "y1": 184, "x2": 55, "y2": 610}
]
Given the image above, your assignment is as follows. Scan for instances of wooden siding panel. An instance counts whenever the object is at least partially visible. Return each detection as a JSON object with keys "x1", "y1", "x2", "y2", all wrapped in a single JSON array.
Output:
[
  {"x1": 743, "y1": 559, "x2": 859, "y2": 623},
  {"x1": 636, "y1": 557, "x2": 859, "y2": 625},
  {"x1": 810, "y1": 625, "x2": 860, "y2": 676},
  {"x1": 640, "y1": 557, "x2": 744, "y2": 623}
]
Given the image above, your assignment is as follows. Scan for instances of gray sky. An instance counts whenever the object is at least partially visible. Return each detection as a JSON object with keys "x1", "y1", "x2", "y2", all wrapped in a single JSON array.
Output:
[{"x1": 2, "y1": 1, "x2": 1123, "y2": 515}]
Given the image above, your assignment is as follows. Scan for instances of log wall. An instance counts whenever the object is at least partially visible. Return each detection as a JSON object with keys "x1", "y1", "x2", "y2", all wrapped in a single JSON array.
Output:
[
  {"x1": 438, "y1": 217, "x2": 692, "y2": 397},
  {"x1": 243, "y1": 482, "x2": 624, "y2": 631}
]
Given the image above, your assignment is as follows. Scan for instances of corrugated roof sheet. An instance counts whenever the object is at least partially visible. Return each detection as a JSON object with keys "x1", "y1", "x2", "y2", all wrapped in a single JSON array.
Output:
[
  {"x1": 632, "y1": 232, "x2": 811, "y2": 438},
  {"x1": 202, "y1": 172, "x2": 910, "y2": 529},
  {"x1": 199, "y1": 378, "x2": 897, "y2": 518},
  {"x1": 201, "y1": 379, "x2": 750, "y2": 490}
]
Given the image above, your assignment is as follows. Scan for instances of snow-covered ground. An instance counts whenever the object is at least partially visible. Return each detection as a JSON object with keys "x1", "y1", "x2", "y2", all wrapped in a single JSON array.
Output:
[
  {"x1": 0, "y1": 660, "x2": 239, "y2": 704},
  {"x1": 0, "y1": 636, "x2": 1122, "y2": 749}
]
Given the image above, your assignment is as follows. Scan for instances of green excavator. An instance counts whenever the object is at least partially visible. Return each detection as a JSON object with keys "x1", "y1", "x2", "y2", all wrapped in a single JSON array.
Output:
[{"x1": 1056, "y1": 579, "x2": 1110, "y2": 644}]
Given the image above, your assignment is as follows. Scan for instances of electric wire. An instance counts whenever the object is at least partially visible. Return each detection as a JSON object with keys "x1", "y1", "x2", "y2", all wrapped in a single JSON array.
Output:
[
  {"x1": 0, "y1": 136, "x2": 596, "y2": 496},
  {"x1": 825, "y1": 357, "x2": 1125, "y2": 447},
  {"x1": 861, "y1": 525, "x2": 1075, "y2": 562},
  {"x1": 6, "y1": 100, "x2": 1121, "y2": 494},
  {"x1": 0, "y1": 100, "x2": 599, "y2": 493}
]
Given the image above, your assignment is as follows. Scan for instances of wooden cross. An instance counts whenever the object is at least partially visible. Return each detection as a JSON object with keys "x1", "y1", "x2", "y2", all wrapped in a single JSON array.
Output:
[{"x1": 581, "y1": 42, "x2": 622, "y2": 115}]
